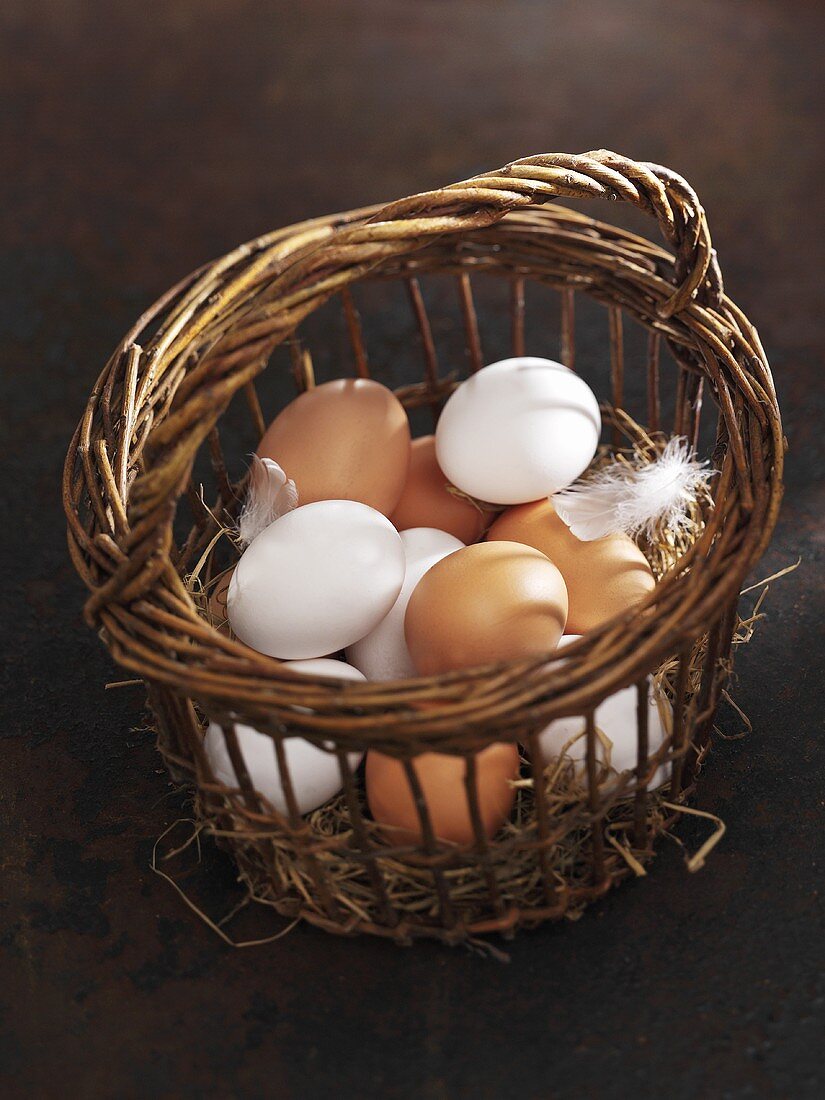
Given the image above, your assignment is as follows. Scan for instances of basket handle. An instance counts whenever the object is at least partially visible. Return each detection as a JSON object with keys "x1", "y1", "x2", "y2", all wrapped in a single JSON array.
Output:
[{"x1": 369, "y1": 149, "x2": 722, "y2": 319}]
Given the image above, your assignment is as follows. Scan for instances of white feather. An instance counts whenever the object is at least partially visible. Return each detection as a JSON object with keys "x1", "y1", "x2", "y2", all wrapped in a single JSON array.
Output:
[
  {"x1": 552, "y1": 437, "x2": 712, "y2": 542},
  {"x1": 238, "y1": 456, "x2": 298, "y2": 545}
]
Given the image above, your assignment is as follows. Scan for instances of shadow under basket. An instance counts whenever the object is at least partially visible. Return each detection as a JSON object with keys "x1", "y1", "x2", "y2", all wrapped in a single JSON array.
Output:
[{"x1": 64, "y1": 150, "x2": 783, "y2": 945}]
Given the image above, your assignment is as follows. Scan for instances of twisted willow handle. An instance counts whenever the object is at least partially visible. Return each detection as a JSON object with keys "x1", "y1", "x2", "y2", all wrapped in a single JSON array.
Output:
[
  {"x1": 67, "y1": 150, "x2": 724, "y2": 623},
  {"x1": 377, "y1": 150, "x2": 721, "y2": 318}
]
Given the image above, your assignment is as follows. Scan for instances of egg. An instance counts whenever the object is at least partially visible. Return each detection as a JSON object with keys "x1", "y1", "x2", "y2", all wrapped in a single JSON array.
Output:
[
  {"x1": 404, "y1": 541, "x2": 568, "y2": 675},
  {"x1": 535, "y1": 637, "x2": 671, "y2": 789},
  {"x1": 227, "y1": 500, "x2": 405, "y2": 659},
  {"x1": 366, "y1": 743, "x2": 520, "y2": 846},
  {"x1": 346, "y1": 527, "x2": 464, "y2": 680},
  {"x1": 434, "y1": 357, "x2": 601, "y2": 504},
  {"x1": 204, "y1": 659, "x2": 365, "y2": 816},
  {"x1": 284, "y1": 657, "x2": 367, "y2": 682},
  {"x1": 257, "y1": 378, "x2": 411, "y2": 515},
  {"x1": 487, "y1": 499, "x2": 655, "y2": 633},
  {"x1": 207, "y1": 567, "x2": 233, "y2": 633},
  {"x1": 389, "y1": 435, "x2": 493, "y2": 543}
]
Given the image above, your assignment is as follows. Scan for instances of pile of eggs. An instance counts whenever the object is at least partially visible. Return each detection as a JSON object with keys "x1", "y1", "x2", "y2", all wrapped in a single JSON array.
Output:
[{"x1": 205, "y1": 357, "x2": 670, "y2": 847}]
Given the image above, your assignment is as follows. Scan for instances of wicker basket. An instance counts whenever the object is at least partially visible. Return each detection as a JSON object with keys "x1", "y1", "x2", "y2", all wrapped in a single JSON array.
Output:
[{"x1": 64, "y1": 151, "x2": 783, "y2": 945}]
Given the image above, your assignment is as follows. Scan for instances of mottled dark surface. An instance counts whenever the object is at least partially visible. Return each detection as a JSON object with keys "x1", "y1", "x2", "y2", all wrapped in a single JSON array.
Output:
[{"x1": 2, "y1": 2, "x2": 824, "y2": 1097}]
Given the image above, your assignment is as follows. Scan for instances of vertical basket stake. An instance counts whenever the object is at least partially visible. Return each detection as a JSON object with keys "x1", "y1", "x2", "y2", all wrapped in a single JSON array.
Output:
[
  {"x1": 221, "y1": 721, "x2": 265, "y2": 815},
  {"x1": 694, "y1": 618, "x2": 724, "y2": 756},
  {"x1": 633, "y1": 680, "x2": 650, "y2": 851},
  {"x1": 243, "y1": 380, "x2": 266, "y2": 441},
  {"x1": 457, "y1": 273, "x2": 483, "y2": 373},
  {"x1": 336, "y1": 749, "x2": 397, "y2": 928},
  {"x1": 289, "y1": 337, "x2": 315, "y2": 393},
  {"x1": 527, "y1": 731, "x2": 561, "y2": 908},
  {"x1": 669, "y1": 647, "x2": 692, "y2": 798},
  {"x1": 585, "y1": 710, "x2": 606, "y2": 883},
  {"x1": 560, "y1": 288, "x2": 576, "y2": 370},
  {"x1": 462, "y1": 754, "x2": 508, "y2": 922},
  {"x1": 608, "y1": 306, "x2": 624, "y2": 449},
  {"x1": 690, "y1": 375, "x2": 705, "y2": 451},
  {"x1": 402, "y1": 757, "x2": 456, "y2": 930},
  {"x1": 405, "y1": 276, "x2": 442, "y2": 427},
  {"x1": 647, "y1": 330, "x2": 661, "y2": 433},
  {"x1": 511, "y1": 277, "x2": 526, "y2": 357},
  {"x1": 273, "y1": 734, "x2": 341, "y2": 922},
  {"x1": 208, "y1": 427, "x2": 235, "y2": 507},
  {"x1": 341, "y1": 286, "x2": 370, "y2": 379},
  {"x1": 674, "y1": 368, "x2": 688, "y2": 437}
]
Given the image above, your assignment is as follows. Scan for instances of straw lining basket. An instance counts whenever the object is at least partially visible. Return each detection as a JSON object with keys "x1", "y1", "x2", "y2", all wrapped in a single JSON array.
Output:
[{"x1": 64, "y1": 150, "x2": 783, "y2": 944}]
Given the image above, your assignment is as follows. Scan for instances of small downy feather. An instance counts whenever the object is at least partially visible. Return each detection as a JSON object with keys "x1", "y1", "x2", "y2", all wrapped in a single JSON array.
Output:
[
  {"x1": 238, "y1": 456, "x2": 298, "y2": 545},
  {"x1": 552, "y1": 437, "x2": 712, "y2": 542}
]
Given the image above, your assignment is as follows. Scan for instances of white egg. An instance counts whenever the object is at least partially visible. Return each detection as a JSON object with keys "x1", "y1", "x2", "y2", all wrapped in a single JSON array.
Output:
[
  {"x1": 227, "y1": 500, "x2": 405, "y2": 659},
  {"x1": 283, "y1": 658, "x2": 359, "y2": 678},
  {"x1": 346, "y1": 527, "x2": 464, "y2": 680},
  {"x1": 435, "y1": 357, "x2": 601, "y2": 504},
  {"x1": 535, "y1": 635, "x2": 672, "y2": 789},
  {"x1": 204, "y1": 658, "x2": 365, "y2": 815}
]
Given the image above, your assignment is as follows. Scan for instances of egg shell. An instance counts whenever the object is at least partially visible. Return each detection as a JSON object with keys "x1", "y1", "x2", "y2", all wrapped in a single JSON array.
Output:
[
  {"x1": 346, "y1": 527, "x2": 464, "y2": 681},
  {"x1": 404, "y1": 540, "x2": 568, "y2": 676},
  {"x1": 227, "y1": 500, "x2": 405, "y2": 659},
  {"x1": 389, "y1": 435, "x2": 493, "y2": 543},
  {"x1": 204, "y1": 659, "x2": 365, "y2": 816},
  {"x1": 257, "y1": 378, "x2": 411, "y2": 515},
  {"x1": 207, "y1": 567, "x2": 234, "y2": 634},
  {"x1": 284, "y1": 657, "x2": 367, "y2": 681},
  {"x1": 487, "y1": 499, "x2": 655, "y2": 633},
  {"x1": 366, "y1": 743, "x2": 519, "y2": 846},
  {"x1": 535, "y1": 637, "x2": 671, "y2": 789},
  {"x1": 435, "y1": 357, "x2": 601, "y2": 504}
]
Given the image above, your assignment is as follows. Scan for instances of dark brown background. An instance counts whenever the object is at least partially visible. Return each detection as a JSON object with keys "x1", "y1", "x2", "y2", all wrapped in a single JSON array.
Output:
[{"x1": 2, "y1": 2, "x2": 824, "y2": 1097}]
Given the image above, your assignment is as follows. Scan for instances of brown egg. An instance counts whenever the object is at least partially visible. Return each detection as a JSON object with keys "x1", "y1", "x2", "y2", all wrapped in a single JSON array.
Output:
[
  {"x1": 257, "y1": 378, "x2": 411, "y2": 515},
  {"x1": 389, "y1": 435, "x2": 493, "y2": 543},
  {"x1": 207, "y1": 567, "x2": 234, "y2": 633},
  {"x1": 366, "y1": 743, "x2": 520, "y2": 846},
  {"x1": 404, "y1": 541, "x2": 568, "y2": 675},
  {"x1": 487, "y1": 499, "x2": 655, "y2": 633}
]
